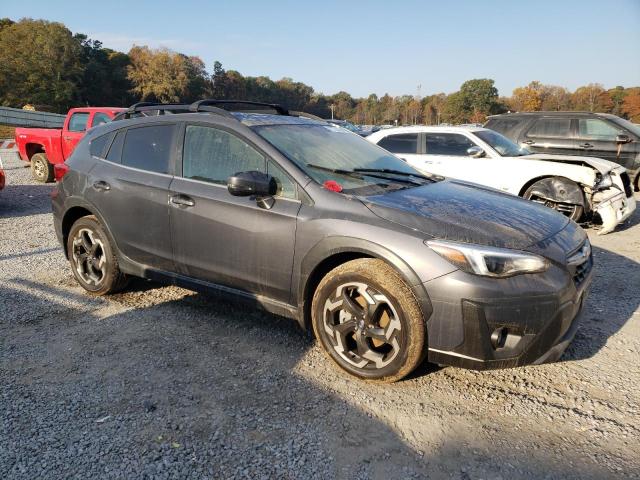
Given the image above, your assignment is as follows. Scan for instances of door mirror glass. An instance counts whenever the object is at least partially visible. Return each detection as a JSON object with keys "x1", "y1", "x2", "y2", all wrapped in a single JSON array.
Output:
[
  {"x1": 616, "y1": 134, "x2": 632, "y2": 144},
  {"x1": 227, "y1": 171, "x2": 277, "y2": 197},
  {"x1": 467, "y1": 146, "x2": 485, "y2": 158}
]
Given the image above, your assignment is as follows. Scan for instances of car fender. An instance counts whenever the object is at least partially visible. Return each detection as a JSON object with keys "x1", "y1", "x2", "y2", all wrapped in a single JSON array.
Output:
[{"x1": 295, "y1": 235, "x2": 434, "y2": 330}]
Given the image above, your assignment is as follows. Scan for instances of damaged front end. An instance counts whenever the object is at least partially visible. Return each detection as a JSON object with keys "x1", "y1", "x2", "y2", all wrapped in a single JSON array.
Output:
[{"x1": 587, "y1": 170, "x2": 636, "y2": 235}]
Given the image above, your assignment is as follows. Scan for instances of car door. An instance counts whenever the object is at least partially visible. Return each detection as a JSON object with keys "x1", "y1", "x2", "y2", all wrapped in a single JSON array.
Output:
[
  {"x1": 169, "y1": 123, "x2": 301, "y2": 303},
  {"x1": 520, "y1": 117, "x2": 578, "y2": 156},
  {"x1": 574, "y1": 117, "x2": 633, "y2": 167},
  {"x1": 375, "y1": 132, "x2": 421, "y2": 166},
  {"x1": 85, "y1": 124, "x2": 177, "y2": 271},
  {"x1": 62, "y1": 111, "x2": 90, "y2": 159}
]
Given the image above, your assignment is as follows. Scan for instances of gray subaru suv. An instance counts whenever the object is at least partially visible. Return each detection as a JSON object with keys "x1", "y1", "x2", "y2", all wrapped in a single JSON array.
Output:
[{"x1": 51, "y1": 100, "x2": 593, "y2": 382}]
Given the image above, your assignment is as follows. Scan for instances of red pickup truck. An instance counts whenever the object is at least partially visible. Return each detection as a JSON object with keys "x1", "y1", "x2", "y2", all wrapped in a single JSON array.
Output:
[{"x1": 15, "y1": 107, "x2": 125, "y2": 182}]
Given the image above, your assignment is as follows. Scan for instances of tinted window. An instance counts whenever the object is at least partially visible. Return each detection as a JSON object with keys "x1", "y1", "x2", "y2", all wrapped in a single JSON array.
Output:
[
  {"x1": 68, "y1": 112, "x2": 90, "y2": 132},
  {"x1": 267, "y1": 160, "x2": 297, "y2": 199},
  {"x1": 577, "y1": 119, "x2": 621, "y2": 140},
  {"x1": 89, "y1": 132, "x2": 115, "y2": 158},
  {"x1": 425, "y1": 133, "x2": 476, "y2": 156},
  {"x1": 183, "y1": 125, "x2": 265, "y2": 185},
  {"x1": 526, "y1": 118, "x2": 571, "y2": 138},
  {"x1": 121, "y1": 125, "x2": 175, "y2": 174},
  {"x1": 92, "y1": 112, "x2": 112, "y2": 127},
  {"x1": 377, "y1": 133, "x2": 418, "y2": 154},
  {"x1": 106, "y1": 131, "x2": 125, "y2": 163},
  {"x1": 485, "y1": 118, "x2": 521, "y2": 135}
]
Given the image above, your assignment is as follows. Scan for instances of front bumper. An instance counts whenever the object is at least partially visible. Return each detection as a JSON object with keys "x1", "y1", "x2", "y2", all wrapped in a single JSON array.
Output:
[
  {"x1": 593, "y1": 188, "x2": 636, "y2": 235},
  {"x1": 423, "y1": 241, "x2": 592, "y2": 370}
]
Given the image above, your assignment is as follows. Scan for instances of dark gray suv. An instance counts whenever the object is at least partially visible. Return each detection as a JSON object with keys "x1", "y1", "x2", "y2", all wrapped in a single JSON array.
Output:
[
  {"x1": 485, "y1": 111, "x2": 640, "y2": 191},
  {"x1": 52, "y1": 100, "x2": 593, "y2": 382}
]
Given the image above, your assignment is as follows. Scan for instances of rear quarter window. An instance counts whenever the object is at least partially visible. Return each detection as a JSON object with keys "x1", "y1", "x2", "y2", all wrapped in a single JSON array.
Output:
[
  {"x1": 121, "y1": 125, "x2": 176, "y2": 174},
  {"x1": 89, "y1": 132, "x2": 115, "y2": 158}
]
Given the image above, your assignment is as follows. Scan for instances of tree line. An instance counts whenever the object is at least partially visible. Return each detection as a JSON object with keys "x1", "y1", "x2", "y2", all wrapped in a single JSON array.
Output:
[{"x1": 1, "y1": 18, "x2": 638, "y2": 124}]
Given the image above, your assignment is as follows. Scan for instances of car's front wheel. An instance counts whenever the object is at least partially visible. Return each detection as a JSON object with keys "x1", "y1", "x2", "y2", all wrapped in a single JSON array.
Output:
[
  {"x1": 311, "y1": 259, "x2": 426, "y2": 382},
  {"x1": 67, "y1": 215, "x2": 129, "y2": 295},
  {"x1": 523, "y1": 178, "x2": 584, "y2": 221}
]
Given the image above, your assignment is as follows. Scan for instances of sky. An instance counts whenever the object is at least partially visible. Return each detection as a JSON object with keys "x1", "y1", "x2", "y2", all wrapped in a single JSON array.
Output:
[{"x1": 3, "y1": 0, "x2": 640, "y2": 98}]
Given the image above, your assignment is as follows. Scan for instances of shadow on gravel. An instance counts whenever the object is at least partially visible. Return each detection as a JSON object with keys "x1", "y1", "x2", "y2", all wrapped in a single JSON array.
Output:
[
  {"x1": 0, "y1": 277, "x2": 628, "y2": 479},
  {"x1": 0, "y1": 183, "x2": 54, "y2": 219}
]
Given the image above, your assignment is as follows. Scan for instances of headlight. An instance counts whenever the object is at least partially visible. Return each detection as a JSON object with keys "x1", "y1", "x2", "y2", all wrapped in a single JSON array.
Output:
[
  {"x1": 426, "y1": 240, "x2": 549, "y2": 278},
  {"x1": 595, "y1": 173, "x2": 613, "y2": 190}
]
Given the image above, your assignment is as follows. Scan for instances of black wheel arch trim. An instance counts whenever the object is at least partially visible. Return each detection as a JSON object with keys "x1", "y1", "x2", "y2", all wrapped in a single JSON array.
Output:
[{"x1": 295, "y1": 236, "x2": 433, "y2": 331}]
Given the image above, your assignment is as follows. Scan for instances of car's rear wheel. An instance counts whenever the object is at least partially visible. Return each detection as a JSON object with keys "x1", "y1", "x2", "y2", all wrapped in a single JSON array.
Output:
[
  {"x1": 67, "y1": 215, "x2": 129, "y2": 295},
  {"x1": 311, "y1": 259, "x2": 426, "y2": 382},
  {"x1": 523, "y1": 179, "x2": 584, "y2": 221},
  {"x1": 30, "y1": 153, "x2": 54, "y2": 183}
]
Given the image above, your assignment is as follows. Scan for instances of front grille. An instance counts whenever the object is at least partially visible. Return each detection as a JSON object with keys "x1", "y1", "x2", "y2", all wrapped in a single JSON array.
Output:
[
  {"x1": 567, "y1": 240, "x2": 593, "y2": 287},
  {"x1": 573, "y1": 254, "x2": 593, "y2": 287},
  {"x1": 620, "y1": 172, "x2": 633, "y2": 198}
]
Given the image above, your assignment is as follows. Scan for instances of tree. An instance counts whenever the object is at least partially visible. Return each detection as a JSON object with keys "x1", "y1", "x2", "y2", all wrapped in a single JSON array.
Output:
[
  {"x1": 541, "y1": 85, "x2": 571, "y2": 111},
  {"x1": 608, "y1": 86, "x2": 627, "y2": 116},
  {"x1": 127, "y1": 46, "x2": 208, "y2": 103},
  {"x1": 622, "y1": 88, "x2": 640, "y2": 122},
  {"x1": 511, "y1": 81, "x2": 544, "y2": 111},
  {"x1": 572, "y1": 83, "x2": 609, "y2": 112},
  {"x1": 0, "y1": 19, "x2": 84, "y2": 111}
]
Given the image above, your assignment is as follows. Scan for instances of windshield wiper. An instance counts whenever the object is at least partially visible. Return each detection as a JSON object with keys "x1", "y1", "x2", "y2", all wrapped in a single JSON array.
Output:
[
  {"x1": 306, "y1": 164, "x2": 364, "y2": 179},
  {"x1": 353, "y1": 168, "x2": 434, "y2": 185}
]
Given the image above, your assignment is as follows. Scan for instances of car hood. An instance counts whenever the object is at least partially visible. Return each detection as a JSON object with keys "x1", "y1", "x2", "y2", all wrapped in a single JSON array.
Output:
[
  {"x1": 522, "y1": 153, "x2": 619, "y2": 174},
  {"x1": 361, "y1": 179, "x2": 569, "y2": 249}
]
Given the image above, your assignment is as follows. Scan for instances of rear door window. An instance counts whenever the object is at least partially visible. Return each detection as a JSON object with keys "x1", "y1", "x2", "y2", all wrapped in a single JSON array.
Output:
[
  {"x1": 577, "y1": 119, "x2": 621, "y2": 140},
  {"x1": 68, "y1": 112, "x2": 90, "y2": 132},
  {"x1": 526, "y1": 118, "x2": 571, "y2": 138},
  {"x1": 89, "y1": 132, "x2": 115, "y2": 158},
  {"x1": 377, "y1": 133, "x2": 419, "y2": 154},
  {"x1": 425, "y1": 133, "x2": 476, "y2": 156},
  {"x1": 92, "y1": 112, "x2": 112, "y2": 127},
  {"x1": 121, "y1": 125, "x2": 176, "y2": 174}
]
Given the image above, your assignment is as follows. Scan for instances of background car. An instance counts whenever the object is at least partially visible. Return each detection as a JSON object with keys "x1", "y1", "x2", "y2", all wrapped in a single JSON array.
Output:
[
  {"x1": 485, "y1": 111, "x2": 640, "y2": 191},
  {"x1": 367, "y1": 125, "x2": 636, "y2": 234},
  {"x1": 325, "y1": 119, "x2": 368, "y2": 136}
]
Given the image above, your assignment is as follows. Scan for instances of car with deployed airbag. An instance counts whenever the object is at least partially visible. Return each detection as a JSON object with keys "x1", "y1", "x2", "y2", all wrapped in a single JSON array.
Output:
[{"x1": 51, "y1": 100, "x2": 593, "y2": 382}]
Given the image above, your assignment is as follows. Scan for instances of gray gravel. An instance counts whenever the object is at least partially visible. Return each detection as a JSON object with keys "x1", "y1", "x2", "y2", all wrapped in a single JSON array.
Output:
[{"x1": 1, "y1": 154, "x2": 639, "y2": 479}]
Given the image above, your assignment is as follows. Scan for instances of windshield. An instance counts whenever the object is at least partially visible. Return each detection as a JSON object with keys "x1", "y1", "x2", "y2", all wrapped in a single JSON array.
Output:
[
  {"x1": 475, "y1": 129, "x2": 531, "y2": 157},
  {"x1": 611, "y1": 117, "x2": 640, "y2": 138},
  {"x1": 253, "y1": 123, "x2": 428, "y2": 194}
]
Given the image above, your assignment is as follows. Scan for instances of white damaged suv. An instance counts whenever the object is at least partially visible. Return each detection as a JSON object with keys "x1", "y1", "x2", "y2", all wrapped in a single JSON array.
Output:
[{"x1": 367, "y1": 126, "x2": 636, "y2": 234}]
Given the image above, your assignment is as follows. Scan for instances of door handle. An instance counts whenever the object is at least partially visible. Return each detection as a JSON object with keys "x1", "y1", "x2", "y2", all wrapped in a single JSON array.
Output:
[
  {"x1": 523, "y1": 140, "x2": 535, "y2": 145},
  {"x1": 579, "y1": 143, "x2": 594, "y2": 149},
  {"x1": 92, "y1": 180, "x2": 111, "y2": 191},
  {"x1": 169, "y1": 194, "x2": 195, "y2": 207}
]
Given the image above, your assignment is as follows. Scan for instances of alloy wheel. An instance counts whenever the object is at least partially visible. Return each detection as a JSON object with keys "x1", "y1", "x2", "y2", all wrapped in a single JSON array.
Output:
[
  {"x1": 322, "y1": 282, "x2": 402, "y2": 370},
  {"x1": 71, "y1": 228, "x2": 106, "y2": 286}
]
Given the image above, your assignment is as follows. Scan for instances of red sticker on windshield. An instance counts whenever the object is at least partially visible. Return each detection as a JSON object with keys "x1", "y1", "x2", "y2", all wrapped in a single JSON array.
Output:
[{"x1": 323, "y1": 180, "x2": 343, "y2": 192}]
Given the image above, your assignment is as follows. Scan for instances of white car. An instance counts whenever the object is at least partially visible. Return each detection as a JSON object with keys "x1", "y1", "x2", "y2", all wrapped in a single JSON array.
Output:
[{"x1": 367, "y1": 126, "x2": 636, "y2": 234}]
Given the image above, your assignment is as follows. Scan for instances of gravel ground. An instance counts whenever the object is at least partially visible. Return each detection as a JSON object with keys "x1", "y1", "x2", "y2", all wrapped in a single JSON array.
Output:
[{"x1": 1, "y1": 154, "x2": 639, "y2": 479}]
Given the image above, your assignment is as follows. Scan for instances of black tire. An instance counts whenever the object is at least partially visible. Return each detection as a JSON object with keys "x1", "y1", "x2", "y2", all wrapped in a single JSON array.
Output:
[
  {"x1": 30, "y1": 153, "x2": 54, "y2": 183},
  {"x1": 67, "y1": 215, "x2": 129, "y2": 295},
  {"x1": 523, "y1": 179, "x2": 584, "y2": 221},
  {"x1": 311, "y1": 258, "x2": 426, "y2": 382}
]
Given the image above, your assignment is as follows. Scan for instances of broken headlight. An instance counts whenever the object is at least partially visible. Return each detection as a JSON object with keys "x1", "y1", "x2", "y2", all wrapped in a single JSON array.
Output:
[
  {"x1": 427, "y1": 240, "x2": 549, "y2": 278},
  {"x1": 595, "y1": 173, "x2": 613, "y2": 190}
]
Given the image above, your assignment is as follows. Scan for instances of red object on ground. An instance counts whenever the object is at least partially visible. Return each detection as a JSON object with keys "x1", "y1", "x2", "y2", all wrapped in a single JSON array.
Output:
[
  {"x1": 323, "y1": 180, "x2": 343, "y2": 192},
  {"x1": 14, "y1": 107, "x2": 125, "y2": 167},
  {"x1": 0, "y1": 167, "x2": 5, "y2": 190}
]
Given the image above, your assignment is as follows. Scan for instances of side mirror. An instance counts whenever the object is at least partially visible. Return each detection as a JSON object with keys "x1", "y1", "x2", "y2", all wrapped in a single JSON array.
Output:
[
  {"x1": 227, "y1": 171, "x2": 277, "y2": 197},
  {"x1": 467, "y1": 146, "x2": 485, "y2": 158},
  {"x1": 616, "y1": 134, "x2": 632, "y2": 144}
]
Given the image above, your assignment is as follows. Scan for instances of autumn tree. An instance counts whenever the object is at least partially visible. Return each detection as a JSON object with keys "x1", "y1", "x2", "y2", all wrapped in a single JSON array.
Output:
[
  {"x1": 127, "y1": 46, "x2": 209, "y2": 103},
  {"x1": 622, "y1": 88, "x2": 640, "y2": 122},
  {"x1": 541, "y1": 85, "x2": 571, "y2": 111},
  {"x1": 571, "y1": 83, "x2": 611, "y2": 112},
  {"x1": 511, "y1": 81, "x2": 544, "y2": 111}
]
